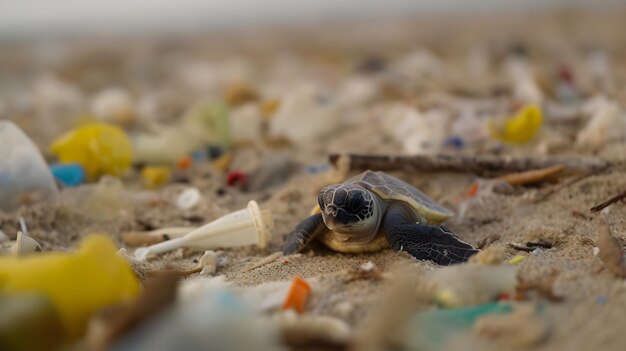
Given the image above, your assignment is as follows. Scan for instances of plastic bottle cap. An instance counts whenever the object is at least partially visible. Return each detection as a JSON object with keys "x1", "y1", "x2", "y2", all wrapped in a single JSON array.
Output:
[{"x1": 176, "y1": 187, "x2": 201, "y2": 210}]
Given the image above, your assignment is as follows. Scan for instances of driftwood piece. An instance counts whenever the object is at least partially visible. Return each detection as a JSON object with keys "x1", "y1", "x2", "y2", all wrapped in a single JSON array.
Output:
[
  {"x1": 591, "y1": 190, "x2": 626, "y2": 212},
  {"x1": 328, "y1": 153, "x2": 609, "y2": 177}
]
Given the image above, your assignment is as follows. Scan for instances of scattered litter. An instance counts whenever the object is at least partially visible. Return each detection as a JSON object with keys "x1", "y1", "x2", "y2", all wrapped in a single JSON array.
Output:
[
  {"x1": 113, "y1": 287, "x2": 282, "y2": 351},
  {"x1": 10, "y1": 231, "x2": 42, "y2": 255},
  {"x1": 91, "y1": 87, "x2": 136, "y2": 126},
  {"x1": 50, "y1": 123, "x2": 133, "y2": 180},
  {"x1": 134, "y1": 200, "x2": 273, "y2": 260},
  {"x1": 474, "y1": 303, "x2": 548, "y2": 349},
  {"x1": 597, "y1": 217, "x2": 626, "y2": 278},
  {"x1": 86, "y1": 273, "x2": 179, "y2": 350},
  {"x1": 176, "y1": 187, "x2": 201, "y2": 210},
  {"x1": 0, "y1": 121, "x2": 59, "y2": 211},
  {"x1": 345, "y1": 261, "x2": 385, "y2": 282},
  {"x1": 0, "y1": 235, "x2": 140, "y2": 338},
  {"x1": 275, "y1": 310, "x2": 352, "y2": 349},
  {"x1": 428, "y1": 264, "x2": 517, "y2": 307},
  {"x1": 121, "y1": 227, "x2": 192, "y2": 246},
  {"x1": 50, "y1": 163, "x2": 86, "y2": 187},
  {"x1": 592, "y1": 247, "x2": 600, "y2": 256},
  {"x1": 140, "y1": 166, "x2": 171, "y2": 190},
  {"x1": 489, "y1": 105, "x2": 543, "y2": 143},
  {"x1": 0, "y1": 294, "x2": 65, "y2": 351},
  {"x1": 577, "y1": 100, "x2": 626, "y2": 149},
  {"x1": 176, "y1": 155, "x2": 192, "y2": 171},
  {"x1": 407, "y1": 302, "x2": 513, "y2": 351},
  {"x1": 282, "y1": 277, "x2": 312, "y2": 313},
  {"x1": 508, "y1": 255, "x2": 526, "y2": 264},
  {"x1": 198, "y1": 250, "x2": 219, "y2": 276},
  {"x1": 226, "y1": 170, "x2": 248, "y2": 189},
  {"x1": 269, "y1": 85, "x2": 340, "y2": 145}
]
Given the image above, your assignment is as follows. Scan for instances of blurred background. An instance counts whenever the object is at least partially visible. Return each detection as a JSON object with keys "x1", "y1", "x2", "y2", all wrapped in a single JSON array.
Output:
[{"x1": 1, "y1": 0, "x2": 624, "y2": 38}]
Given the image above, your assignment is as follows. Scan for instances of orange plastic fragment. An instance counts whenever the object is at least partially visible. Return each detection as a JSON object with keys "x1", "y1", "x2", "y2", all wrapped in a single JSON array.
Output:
[
  {"x1": 177, "y1": 155, "x2": 192, "y2": 170},
  {"x1": 282, "y1": 277, "x2": 311, "y2": 313},
  {"x1": 466, "y1": 182, "x2": 479, "y2": 197}
]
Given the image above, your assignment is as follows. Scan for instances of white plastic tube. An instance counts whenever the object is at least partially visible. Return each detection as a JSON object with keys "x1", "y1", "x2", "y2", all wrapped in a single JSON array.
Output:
[{"x1": 135, "y1": 200, "x2": 272, "y2": 261}]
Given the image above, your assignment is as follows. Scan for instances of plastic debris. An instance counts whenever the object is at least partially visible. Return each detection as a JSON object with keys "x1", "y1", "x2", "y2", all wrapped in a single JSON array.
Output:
[
  {"x1": 407, "y1": 303, "x2": 513, "y2": 351},
  {"x1": 506, "y1": 57, "x2": 543, "y2": 105},
  {"x1": 135, "y1": 200, "x2": 273, "y2": 260},
  {"x1": 230, "y1": 104, "x2": 263, "y2": 144},
  {"x1": 112, "y1": 288, "x2": 282, "y2": 351},
  {"x1": 91, "y1": 87, "x2": 136, "y2": 126},
  {"x1": 0, "y1": 121, "x2": 59, "y2": 212},
  {"x1": 176, "y1": 155, "x2": 192, "y2": 171},
  {"x1": 226, "y1": 170, "x2": 248, "y2": 189},
  {"x1": 382, "y1": 104, "x2": 450, "y2": 154},
  {"x1": 428, "y1": 264, "x2": 517, "y2": 308},
  {"x1": 576, "y1": 99, "x2": 626, "y2": 149},
  {"x1": 269, "y1": 85, "x2": 340, "y2": 145},
  {"x1": 133, "y1": 101, "x2": 230, "y2": 164},
  {"x1": 595, "y1": 295, "x2": 608, "y2": 304},
  {"x1": 50, "y1": 163, "x2": 86, "y2": 187},
  {"x1": 50, "y1": 122, "x2": 133, "y2": 180},
  {"x1": 10, "y1": 232, "x2": 42, "y2": 255},
  {"x1": 176, "y1": 187, "x2": 201, "y2": 210},
  {"x1": 275, "y1": 309, "x2": 352, "y2": 349},
  {"x1": 121, "y1": 227, "x2": 193, "y2": 246},
  {"x1": 474, "y1": 303, "x2": 548, "y2": 348},
  {"x1": 489, "y1": 105, "x2": 543, "y2": 143},
  {"x1": 282, "y1": 277, "x2": 312, "y2": 314},
  {"x1": 225, "y1": 82, "x2": 259, "y2": 107},
  {"x1": 58, "y1": 176, "x2": 135, "y2": 221},
  {"x1": 508, "y1": 255, "x2": 526, "y2": 264},
  {"x1": 140, "y1": 166, "x2": 171, "y2": 190},
  {"x1": 0, "y1": 294, "x2": 66, "y2": 351},
  {"x1": 0, "y1": 235, "x2": 140, "y2": 338},
  {"x1": 86, "y1": 273, "x2": 179, "y2": 350}
]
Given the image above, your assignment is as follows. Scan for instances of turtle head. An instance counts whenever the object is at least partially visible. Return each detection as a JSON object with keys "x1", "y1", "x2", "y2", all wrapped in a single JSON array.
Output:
[{"x1": 318, "y1": 184, "x2": 379, "y2": 235}]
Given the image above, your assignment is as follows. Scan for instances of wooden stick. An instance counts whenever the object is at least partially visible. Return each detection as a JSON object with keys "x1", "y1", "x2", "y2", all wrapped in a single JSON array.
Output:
[
  {"x1": 496, "y1": 165, "x2": 565, "y2": 186},
  {"x1": 328, "y1": 153, "x2": 609, "y2": 177},
  {"x1": 590, "y1": 190, "x2": 626, "y2": 212}
]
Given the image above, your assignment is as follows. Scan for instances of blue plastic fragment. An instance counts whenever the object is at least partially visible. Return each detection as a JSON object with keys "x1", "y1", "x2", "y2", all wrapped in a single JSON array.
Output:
[
  {"x1": 444, "y1": 135, "x2": 465, "y2": 149},
  {"x1": 191, "y1": 150, "x2": 207, "y2": 163},
  {"x1": 595, "y1": 295, "x2": 608, "y2": 304},
  {"x1": 304, "y1": 163, "x2": 331, "y2": 174},
  {"x1": 50, "y1": 163, "x2": 86, "y2": 187},
  {"x1": 408, "y1": 302, "x2": 513, "y2": 350}
]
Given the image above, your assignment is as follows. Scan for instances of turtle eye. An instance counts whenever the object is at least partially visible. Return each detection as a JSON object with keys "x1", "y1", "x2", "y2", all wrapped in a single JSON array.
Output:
[{"x1": 346, "y1": 194, "x2": 364, "y2": 214}]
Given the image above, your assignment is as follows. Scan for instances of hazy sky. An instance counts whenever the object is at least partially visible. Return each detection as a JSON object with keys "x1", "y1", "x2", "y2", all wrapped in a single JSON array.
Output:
[{"x1": 0, "y1": 0, "x2": 620, "y2": 38}]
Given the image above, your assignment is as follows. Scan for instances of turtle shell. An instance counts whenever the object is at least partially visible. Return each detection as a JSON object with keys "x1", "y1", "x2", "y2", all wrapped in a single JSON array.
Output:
[{"x1": 346, "y1": 170, "x2": 454, "y2": 223}]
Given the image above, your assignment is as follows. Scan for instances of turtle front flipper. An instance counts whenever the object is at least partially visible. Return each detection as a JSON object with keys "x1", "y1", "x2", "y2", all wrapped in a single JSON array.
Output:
[
  {"x1": 283, "y1": 213, "x2": 327, "y2": 255},
  {"x1": 382, "y1": 204, "x2": 478, "y2": 265}
]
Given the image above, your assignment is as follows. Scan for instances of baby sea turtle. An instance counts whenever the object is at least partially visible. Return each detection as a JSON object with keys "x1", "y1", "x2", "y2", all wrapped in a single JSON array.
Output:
[{"x1": 283, "y1": 170, "x2": 478, "y2": 265}]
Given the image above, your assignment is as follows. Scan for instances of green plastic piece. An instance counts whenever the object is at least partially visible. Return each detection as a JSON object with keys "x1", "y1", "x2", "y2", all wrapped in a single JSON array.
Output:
[{"x1": 408, "y1": 302, "x2": 513, "y2": 350}]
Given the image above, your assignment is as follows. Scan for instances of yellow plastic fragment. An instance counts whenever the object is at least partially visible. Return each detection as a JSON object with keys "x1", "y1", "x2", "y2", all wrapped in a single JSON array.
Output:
[
  {"x1": 435, "y1": 289, "x2": 461, "y2": 308},
  {"x1": 489, "y1": 105, "x2": 543, "y2": 143},
  {"x1": 50, "y1": 122, "x2": 133, "y2": 180},
  {"x1": 141, "y1": 166, "x2": 171, "y2": 189},
  {"x1": 508, "y1": 255, "x2": 526, "y2": 264},
  {"x1": 0, "y1": 235, "x2": 140, "y2": 339}
]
